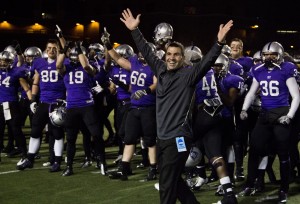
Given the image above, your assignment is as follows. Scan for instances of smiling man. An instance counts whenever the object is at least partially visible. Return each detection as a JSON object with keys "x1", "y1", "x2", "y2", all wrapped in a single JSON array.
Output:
[{"x1": 117, "y1": 8, "x2": 234, "y2": 204}]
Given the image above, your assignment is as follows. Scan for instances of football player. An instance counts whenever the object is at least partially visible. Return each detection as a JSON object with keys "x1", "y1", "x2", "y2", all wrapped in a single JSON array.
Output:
[{"x1": 238, "y1": 42, "x2": 300, "y2": 203}]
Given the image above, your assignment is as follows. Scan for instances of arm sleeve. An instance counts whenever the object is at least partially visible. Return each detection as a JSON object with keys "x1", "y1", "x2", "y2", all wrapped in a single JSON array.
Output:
[
  {"x1": 286, "y1": 77, "x2": 300, "y2": 118},
  {"x1": 242, "y1": 78, "x2": 259, "y2": 111},
  {"x1": 131, "y1": 29, "x2": 165, "y2": 76}
]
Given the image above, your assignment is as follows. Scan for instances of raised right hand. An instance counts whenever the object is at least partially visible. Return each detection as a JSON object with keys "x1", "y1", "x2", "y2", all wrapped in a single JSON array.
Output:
[{"x1": 120, "y1": 8, "x2": 141, "y2": 31}]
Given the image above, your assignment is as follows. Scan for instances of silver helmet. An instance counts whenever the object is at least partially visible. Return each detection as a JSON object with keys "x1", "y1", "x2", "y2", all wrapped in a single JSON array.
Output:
[
  {"x1": 24, "y1": 46, "x2": 42, "y2": 58},
  {"x1": 49, "y1": 102, "x2": 67, "y2": 127},
  {"x1": 88, "y1": 43, "x2": 105, "y2": 60},
  {"x1": 214, "y1": 53, "x2": 229, "y2": 77},
  {"x1": 4, "y1": 45, "x2": 17, "y2": 56},
  {"x1": 69, "y1": 46, "x2": 87, "y2": 63},
  {"x1": 153, "y1": 22, "x2": 173, "y2": 46},
  {"x1": 221, "y1": 45, "x2": 232, "y2": 57},
  {"x1": 115, "y1": 44, "x2": 134, "y2": 59},
  {"x1": 0, "y1": 51, "x2": 15, "y2": 69},
  {"x1": 42, "y1": 50, "x2": 48, "y2": 58},
  {"x1": 184, "y1": 45, "x2": 203, "y2": 66},
  {"x1": 261, "y1": 41, "x2": 284, "y2": 66},
  {"x1": 253, "y1": 50, "x2": 262, "y2": 64}
]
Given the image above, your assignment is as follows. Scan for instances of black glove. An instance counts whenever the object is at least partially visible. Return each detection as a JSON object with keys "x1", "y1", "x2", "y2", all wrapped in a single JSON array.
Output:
[
  {"x1": 12, "y1": 40, "x2": 22, "y2": 55},
  {"x1": 55, "y1": 25, "x2": 63, "y2": 38},
  {"x1": 75, "y1": 41, "x2": 83, "y2": 54},
  {"x1": 60, "y1": 41, "x2": 74, "y2": 54},
  {"x1": 101, "y1": 27, "x2": 112, "y2": 50},
  {"x1": 131, "y1": 88, "x2": 151, "y2": 100}
]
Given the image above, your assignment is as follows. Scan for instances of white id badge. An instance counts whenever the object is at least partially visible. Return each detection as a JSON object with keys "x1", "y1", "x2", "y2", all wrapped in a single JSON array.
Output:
[
  {"x1": 175, "y1": 137, "x2": 187, "y2": 152},
  {"x1": 3, "y1": 102, "x2": 12, "y2": 120}
]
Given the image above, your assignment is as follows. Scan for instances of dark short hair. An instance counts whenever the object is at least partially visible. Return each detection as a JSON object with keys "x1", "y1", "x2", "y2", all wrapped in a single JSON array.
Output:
[{"x1": 165, "y1": 41, "x2": 184, "y2": 55}]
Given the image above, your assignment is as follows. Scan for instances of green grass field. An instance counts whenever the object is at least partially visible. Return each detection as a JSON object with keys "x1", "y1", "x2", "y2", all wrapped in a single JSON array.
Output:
[{"x1": 1, "y1": 119, "x2": 300, "y2": 204}]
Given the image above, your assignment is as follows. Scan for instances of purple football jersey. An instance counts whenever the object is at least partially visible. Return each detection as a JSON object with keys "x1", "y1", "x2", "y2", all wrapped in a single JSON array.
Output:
[
  {"x1": 229, "y1": 59, "x2": 244, "y2": 77},
  {"x1": 19, "y1": 63, "x2": 35, "y2": 99},
  {"x1": 129, "y1": 56, "x2": 156, "y2": 107},
  {"x1": 235, "y1": 56, "x2": 254, "y2": 73},
  {"x1": 253, "y1": 62, "x2": 298, "y2": 110},
  {"x1": 109, "y1": 65, "x2": 131, "y2": 100},
  {"x1": 195, "y1": 69, "x2": 219, "y2": 104},
  {"x1": 0, "y1": 66, "x2": 29, "y2": 102},
  {"x1": 220, "y1": 73, "x2": 244, "y2": 117},
  {"x1": 64, "y1": 62, "x2": 95, "y2": 108},
  {"x1": 32, "y1": 57, "x2": 66, "y2": 103}
]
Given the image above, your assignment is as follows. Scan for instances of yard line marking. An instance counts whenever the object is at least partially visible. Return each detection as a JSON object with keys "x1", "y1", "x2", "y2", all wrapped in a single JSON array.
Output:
[
  {"x1": 0, "y1": 170, "x2": 20, "y2": 175},
  {"x1": 0, "y1": 167, "x2": 48, "y2": 175}
]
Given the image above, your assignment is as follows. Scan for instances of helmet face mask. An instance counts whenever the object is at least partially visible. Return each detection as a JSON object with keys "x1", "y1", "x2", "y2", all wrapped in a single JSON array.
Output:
[
  {"x1": 88, "y1": 43, "x2": 104, "y2": 60},
  {"x1": 261, "y1": 41, "x2": 284, "y2": 67},
  {"x1": 49, "y1": 103, "x2": 67, "y2": 127},
  {"x1": 153, "y1": 22, "x2": 173, "y2": 46},
  {"x1": 213, "y1": 53, "x2": 229, "y2": 77},
  {"x1": 253, "y1": 51, "x2": 262, "y2": 65},
  {"x1": 69, "y1": 46, "x2": 87, "y2": 65},
  {"x1": 184, "y1": 46, "x2": 202, "y2": 66},
  {"x1": 0, "y1": 51, "x2": 15, "y2": 70},
  {"x1": 115, "y1": 44, "x2": 134, "y2": 59},
  {"x1": 24, "y1": 46, "x2": 42, "y2": 65}
]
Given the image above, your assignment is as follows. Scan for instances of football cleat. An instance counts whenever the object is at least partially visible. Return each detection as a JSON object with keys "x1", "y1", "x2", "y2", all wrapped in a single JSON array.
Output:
[
  {"x1": 216, "y1": 194, "x2": 238, "y2": 204},
  {"x1": 81, "y1": 158, "x2": 92, "y2": 168},
  {"x1": 61, "y1": 166, "x2": 73, "y2": 176},
  {"x1": 215, "y1": 185, "x2": 225, "y2": 196},
  {"x1": 43, "y1": 162, "x2": 52, "y2": 167},
  {"x1": 278, "y1": 190, "x2": 287, "y2": 203},
  {"x1": 234, "y1": 169, "x2": 245, "y2": 182},
  {"x1": 7, "y1": 148, "x2": 22, "y2": 157},
  {"x1": 49, "y1": 162, "x2": 61, "y2": 172},
  {"x1": 192, "y1": 176, "x2": 208, "y2": 191},
  {"x1": 17, "y1": 158, "x2": 33, "y2": 170},
  {"x1": 154, "y1": 183, "x2": 159, "y2": 191},
  {"x1": 237, "y1": 187, "x2": 257, "y2": 197},
  {"x1": 108, "y1": 171, "x2": 128, "y2": 181},
  {"x1": 140, "y1": 167, "x2": 157, "y2": 182}
]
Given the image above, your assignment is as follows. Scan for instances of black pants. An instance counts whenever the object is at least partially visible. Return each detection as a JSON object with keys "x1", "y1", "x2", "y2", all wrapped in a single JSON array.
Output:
[{"x1": 157, "y1": 137, "x2": 199, "y2": 204}]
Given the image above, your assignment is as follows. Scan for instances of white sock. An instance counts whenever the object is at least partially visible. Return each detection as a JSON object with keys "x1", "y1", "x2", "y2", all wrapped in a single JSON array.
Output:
[
  {"x1": 54, "y1": 139, "x2": 64, "y2": 156},
  {"x1": 28, "y1": 137, "x2": 41, "y2": 154}
]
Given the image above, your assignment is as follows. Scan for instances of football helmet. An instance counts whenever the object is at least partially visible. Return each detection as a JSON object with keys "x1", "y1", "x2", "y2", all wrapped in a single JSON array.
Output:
[
  {"x1": 49, "y1": 102, "x2": 67, "y2": 127},
  {"x1": 4, "y1": 45, "x2": 17, "y2": 56},
  {"x1": 0, "y1": 51, "x2": 15, "y2": 69},
  {"x1": 214, "y1": 53, "x2": 229, "y2": 77},
  {"x1": 69, "y1": 46, "x2": 87, "y2": 63},
  {"x1": 185, "y1": 146, "x2": 202, "y2": 167},
  {"x1": 115, "y1": 44, "x2": 134, "y2": 59},
  {"x1": 221, "y1": 45, "x2": 232, "y2": 57},
  {"x1": 261, "y1": 41, "x2": 284, "y2": 66},
  {"x1": 24, "y1": 46, "x2": 42, "y2": 64},
  {"x1": 184, "y1": 45, "x2": 203, "y2": 66},
  {"x1": 252, "y1": 50, "x2": 262, "y2": 64},
  {"x1": 88, "y1": 43, "x2": 105, "y2": 60},
  {"x1": 147, "y1": 42, "x2": 157, "y2": 53},
  {"x1": 42, "y1": 50, "x2": 48, "y2": 58},
  {"x1": 153, "y1": 22, "x2": 173, "y2": 46}
]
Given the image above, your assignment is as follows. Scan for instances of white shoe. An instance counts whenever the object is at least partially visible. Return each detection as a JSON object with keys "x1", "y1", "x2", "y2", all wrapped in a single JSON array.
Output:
[
  {"x1": 154, "y1": 183, "x2": 159, "y2": 191},
  {"x1": 17, "y1": 157, "x2": 27, "y2": 166},
  {"x1": 194, "y1": 176, "x2": 208, "y2": 188},
  {"x1": 43, "y1": 162, "x2": 51, "y2": 167}
]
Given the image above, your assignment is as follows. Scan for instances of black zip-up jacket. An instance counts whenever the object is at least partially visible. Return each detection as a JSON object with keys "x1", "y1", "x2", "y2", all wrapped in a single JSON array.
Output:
[{"x1": 131, "y1": 28, "x2": 222, "y2": 140}]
